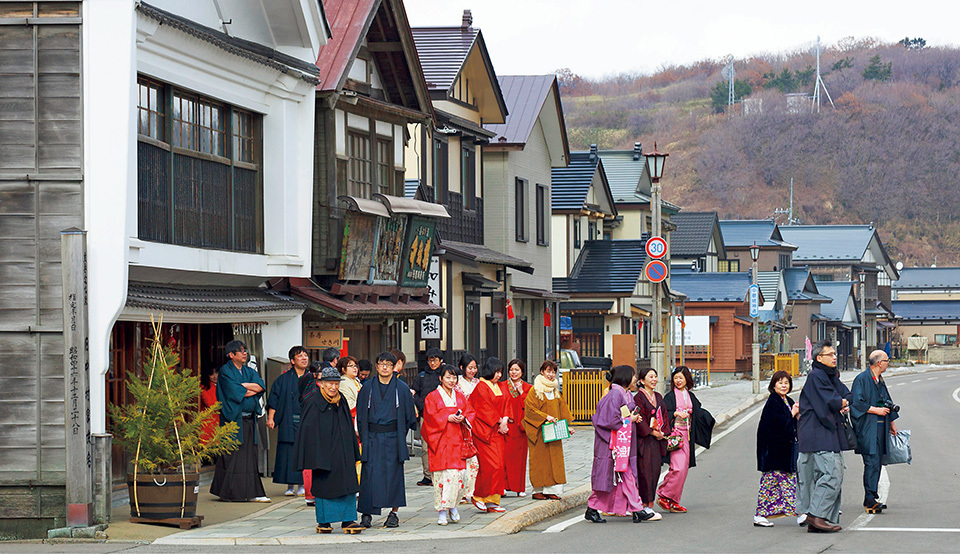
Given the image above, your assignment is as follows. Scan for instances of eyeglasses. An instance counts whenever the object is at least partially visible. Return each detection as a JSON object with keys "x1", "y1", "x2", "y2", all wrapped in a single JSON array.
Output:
[
  {"x1": 346, "y1": 363, "x2": 358, "y2": 368},
  {"x1": 880, "y1": 359, "x2": 890, "y2": 364},
  {"x1": 377, "y1": 362, "x2": 393, "y2": 367},
  {"x1": 819, "y1": 352, "x2": 838, "y2": 357}
]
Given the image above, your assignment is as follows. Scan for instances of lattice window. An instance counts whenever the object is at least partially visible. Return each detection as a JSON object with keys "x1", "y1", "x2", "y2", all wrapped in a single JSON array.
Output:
[{"x1": 348, "y1": 132, "x2": 372, "y2": 197}]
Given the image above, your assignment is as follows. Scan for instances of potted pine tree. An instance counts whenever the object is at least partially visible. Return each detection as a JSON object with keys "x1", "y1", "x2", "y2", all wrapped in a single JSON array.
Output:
[{"x1": 109, "y1": 323, "x2": 239, "y2": 528}]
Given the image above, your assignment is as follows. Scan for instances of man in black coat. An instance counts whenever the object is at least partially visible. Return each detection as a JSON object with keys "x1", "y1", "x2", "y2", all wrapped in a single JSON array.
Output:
[
  {"x1": 797, "y1": 340, "x2": 852, "y2": 533},
  {"x1": 293, "y1": 366, "x2": 363, "y2": 534},
  {"x1": 411, "y1": 347, "x2": 443, "y2": 486}
]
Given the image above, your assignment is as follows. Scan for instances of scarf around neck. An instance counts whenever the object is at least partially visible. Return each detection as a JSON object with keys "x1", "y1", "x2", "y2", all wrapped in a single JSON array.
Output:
[
  {"x1": 320, "y1": 386, "x2": 341, "y2": 406},
  {"x1": 812, "y1": 359, "x2": 837, "y2": 375},
  {"x1": 533, "y1": 374, "x2": 558, "y2": 400}
]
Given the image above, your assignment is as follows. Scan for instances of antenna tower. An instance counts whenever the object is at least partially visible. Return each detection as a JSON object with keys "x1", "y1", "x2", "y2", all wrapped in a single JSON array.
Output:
[
  {"x1": 773, "y1": 178, "x2": 801, "y2": 225},
  {"x1": 811, "y1": 36, "x2": 835, "y2": 112},
  {"x1": 721, "y1": 56, "x2": 735, "y2": 107}
]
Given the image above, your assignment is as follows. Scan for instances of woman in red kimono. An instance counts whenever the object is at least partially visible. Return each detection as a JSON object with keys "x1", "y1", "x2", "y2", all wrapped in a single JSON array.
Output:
[
  {"x1": 501, "y1": 359, "x2": 531, "y2": 497},
  {"x1": 199, "y1": 365, "x2": 219, "y2": 445},
  {"x1": 421, "y1": 365, "x2": 474, "y2": 525},
  {"x1": 467, "y1": 357, "x2": 511, "y2": 513}
]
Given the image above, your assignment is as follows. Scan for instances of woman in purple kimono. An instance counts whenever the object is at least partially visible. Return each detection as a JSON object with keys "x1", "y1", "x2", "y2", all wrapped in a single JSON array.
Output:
[{"x1": 586, "y1": 365, "x2": 649, "y2": 524}]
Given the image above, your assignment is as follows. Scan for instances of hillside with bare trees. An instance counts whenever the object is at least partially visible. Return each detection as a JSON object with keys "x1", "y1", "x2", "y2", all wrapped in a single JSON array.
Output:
[{"x1": 558, "y1": 37, "x2": 960, "y2": 266}]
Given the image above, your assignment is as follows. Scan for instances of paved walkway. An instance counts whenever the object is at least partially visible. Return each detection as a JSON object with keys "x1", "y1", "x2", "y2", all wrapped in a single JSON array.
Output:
[{"x1": 144, "y1": 364, "x2": 953, "y2": 545}]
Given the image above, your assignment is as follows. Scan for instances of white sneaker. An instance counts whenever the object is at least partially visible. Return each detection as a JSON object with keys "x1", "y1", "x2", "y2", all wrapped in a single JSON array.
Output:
[
  {"x1": 449, "y1": 507, "x2": 460, "y2": 523},
  {"x1": 252, "y1": 496, "x2": 272, "y2": 503},
  {"x1": 645, "y1": 508, "x2": 662, "y2": 521},
  {"x1": 797, "y1": 513, "x2": 807, "y2": 526},
  {"x1": 437, "y1": 512, "x2": 448, "y2": 526},
  {"x1": 754, "y1": 515, "x2": 773, "y2": 527}
]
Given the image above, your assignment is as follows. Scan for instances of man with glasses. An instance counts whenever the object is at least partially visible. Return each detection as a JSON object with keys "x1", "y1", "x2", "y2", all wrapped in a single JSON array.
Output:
[
  {"x1": 797, "y1": 340, "x2": 852, "y2": 532},
  {"x1": 211, "y1": 340, "x2": 271, "y2": 502},
  {"x1": 356, "y1": 351, "x2": 417, "y2": 528},
  {"x1": 850, "y1": 350, "x2": 899, "y2": 514}
]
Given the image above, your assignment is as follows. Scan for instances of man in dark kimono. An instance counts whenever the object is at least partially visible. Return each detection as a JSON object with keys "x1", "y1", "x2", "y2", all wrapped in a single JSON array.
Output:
[
  {"x1": 210, "y1": 340, "x2": 271, "y2": 502},
  {"x1": 298, "y1": 347, "x2": 340, "y2": 506},
  {"x1": 266, "y1": 345, "x2": 309, "y2": 496},
  {"x1": 797, "y1": 340, "x2": 852, "y2": 532},
  {"x1": 294, "y1": 365, "x2": 363, "y2": 534},
  {"x1": 356, "y1": 351, "x2": 417, "y2": 528},
  {"x1": 850, "y1": 350, "x2": 899, "y2": 514}
]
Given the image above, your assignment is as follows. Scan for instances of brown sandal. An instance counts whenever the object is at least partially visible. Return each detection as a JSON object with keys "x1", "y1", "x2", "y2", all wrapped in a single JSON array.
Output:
[{"x1": 532, "y1": 493, "x2": 549, "y2": 500}]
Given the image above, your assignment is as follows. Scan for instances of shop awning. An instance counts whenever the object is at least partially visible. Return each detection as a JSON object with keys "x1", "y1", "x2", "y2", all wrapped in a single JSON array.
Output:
[
  {"x1": 288, "y1": 278, "x2": 443, "y2": 321},
  {"x1": 462, "y1": 272, "x2": 502, "y2": 291},
  {"x1": 120, "y1": 282, "x2": 305, "y2": 323},
  {"x1": 374, "y1": 194, "x2": 450, "y2": 219},
  {"x1": 560, "y1": 301, "x2": 613, "y2": 313},
  {"x1": 440, "y1": 240, "x2": 534, "y2": 274},
  {"x1": 510, "y1": 286, "x2": 569, "y2": 300},
  {"x1": 338, "y1": 195, "x2": 390, "y2": 217}
]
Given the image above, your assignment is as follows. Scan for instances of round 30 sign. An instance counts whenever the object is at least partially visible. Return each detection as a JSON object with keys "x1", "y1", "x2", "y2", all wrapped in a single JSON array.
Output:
[
  {"x1": 645, "y1": 236, "x2": 667, "y2": 259},
  {"x1": 644, "y1": 259, "x2": 668, "y2": 283}
]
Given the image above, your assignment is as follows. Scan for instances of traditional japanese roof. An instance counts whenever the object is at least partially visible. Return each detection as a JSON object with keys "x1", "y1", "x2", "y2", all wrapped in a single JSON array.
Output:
[
  {"x1": 314, "y1": 0, "x2": 432, "y2": 114},
  {"x1": 552, "y1": 240, "x2": 646, "y2": 295},
  {"x1": 483, "y1": 75, "x2": 570, "y2": 166},
  {"x1": 719, "y1": 219, "x2": 796, "y2": 249},
  {"x1": 125, "y1": 282, "x2": 305, "y2": 315},
  {"x1": 598, "y1": 147, "x2": 648, "y2": 202},
  {"x1": 551, "y1": 151, "x2": 616, "y2": 213},
  {"x1": 892, "y1": 300, "x2": 960, "y2": 322},
  {"x1": 670, "y1": 272, "x2": 754, "y2": 303},
  {"x1": 783, "y1": 267, "x2": 830, "y2": 302},
  {"x1": 288, "y1": 278, "x2": 442, "y2": 320},
  {"x1": 671, "y1": 212, "x2": 724, "y2": 258},
  {"x1": 893, "y1": 267, "x2": 960, "y2": 290},
  {"x1": 777, "y1": 225, "x2": 875, "y2": 262},
  {"x1": 137, "y1": 3, "x2": 323, "y2": 84},
  {"x1": 440, "y1": 240, "x2": 533, "y2": 274},
  {"x1": 814, "y1": 281, "x2": 859, "y2": 324}
]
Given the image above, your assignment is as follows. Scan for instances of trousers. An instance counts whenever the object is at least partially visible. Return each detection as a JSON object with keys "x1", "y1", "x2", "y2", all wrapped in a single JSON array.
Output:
[{"x1": 797, "y1": 451, "x2": 844, "y2": 524}]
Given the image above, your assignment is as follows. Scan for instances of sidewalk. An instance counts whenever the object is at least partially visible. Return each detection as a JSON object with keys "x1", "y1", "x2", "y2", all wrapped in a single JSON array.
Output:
[{"x1": 119, "y1": 364, "x2": 955, "y2": 545}]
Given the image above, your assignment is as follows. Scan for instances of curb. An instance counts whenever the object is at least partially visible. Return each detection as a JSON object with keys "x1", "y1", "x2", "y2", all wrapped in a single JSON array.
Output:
[{"x1": 481, "y1": 484, "x2": 592, "y2": 535}]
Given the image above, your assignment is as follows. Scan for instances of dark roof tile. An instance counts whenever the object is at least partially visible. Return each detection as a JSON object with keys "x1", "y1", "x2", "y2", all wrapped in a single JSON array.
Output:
[
  {"x1": 671, "y1": 212, "x2": 719, "y2": 257},
  {"x1": 670, "y1": 272, "x2": 752, "y2": 303},
  {"x1": 552, "y1": 239, "x2": 646, "y2": 295}
]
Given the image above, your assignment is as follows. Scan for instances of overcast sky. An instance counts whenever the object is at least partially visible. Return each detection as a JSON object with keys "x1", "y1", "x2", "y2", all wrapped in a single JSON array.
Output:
[{"x1": 403, "y1": 0, "x2": 960, "y2": 79}]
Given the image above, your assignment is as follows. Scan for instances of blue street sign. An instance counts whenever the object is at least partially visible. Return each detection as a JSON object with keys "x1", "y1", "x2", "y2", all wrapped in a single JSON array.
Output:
[{"x1": 749, "y1": 284, "x2": 760, "y2": 318}]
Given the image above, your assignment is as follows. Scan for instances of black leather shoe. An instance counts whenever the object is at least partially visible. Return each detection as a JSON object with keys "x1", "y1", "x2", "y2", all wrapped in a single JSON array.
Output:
[
  {"x1": 384, "y1": 511, "x2": 399, "y2": 528},
  {"x1": 417, "y1": 477, "x2": 432, "y2": 487},
  {"x1": 359, "y1": 514, "x2": 372, "y2": 528},
  {"x1": 584, "y1": 508, "x2": 607, "y2": 523}
]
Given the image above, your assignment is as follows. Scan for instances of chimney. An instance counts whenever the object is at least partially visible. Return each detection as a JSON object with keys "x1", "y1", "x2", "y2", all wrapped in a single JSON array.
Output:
[
  {"x1": 461, "y1": 9, "x2": 472, "y2": 30},
  {"x1": 633, "y1": 142, "x2": 642, "y2": 160},
  {"x1": 589, "y1": 144, "x2": 597, "y2": 159}
]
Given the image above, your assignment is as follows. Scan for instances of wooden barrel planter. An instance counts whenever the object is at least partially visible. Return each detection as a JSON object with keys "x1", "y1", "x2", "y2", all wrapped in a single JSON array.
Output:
[{"x1": 127, "y1": 472, "x2": 203, "y2": 529}]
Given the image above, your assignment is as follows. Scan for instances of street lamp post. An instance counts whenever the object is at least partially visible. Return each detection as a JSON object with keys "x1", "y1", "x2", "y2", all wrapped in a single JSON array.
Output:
[
  {"x1": 859, "y1": 271, "x2": 867, "y2": 370},
  {"x1": 645, "y1": 144, "x2": 668, "y2": 393},
  {"x1": 751, "y1": 242, "x2": 760, "y2": 394}
]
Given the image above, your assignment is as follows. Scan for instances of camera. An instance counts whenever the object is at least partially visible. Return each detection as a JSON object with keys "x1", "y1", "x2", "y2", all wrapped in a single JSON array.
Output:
[{"x1": 879, "y1": 399, "x2": 900, "y2": 413}]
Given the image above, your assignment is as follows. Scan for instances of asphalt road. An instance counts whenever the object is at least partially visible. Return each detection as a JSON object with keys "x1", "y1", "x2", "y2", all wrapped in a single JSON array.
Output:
[{"x1": 4, "y1": 369, "x2": 958, "y2": 554}]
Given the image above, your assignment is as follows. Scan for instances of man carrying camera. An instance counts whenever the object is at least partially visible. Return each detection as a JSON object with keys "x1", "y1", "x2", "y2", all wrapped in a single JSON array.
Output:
[{"x1": 850, "y1": 350, "x2": 900, "y2": 514}]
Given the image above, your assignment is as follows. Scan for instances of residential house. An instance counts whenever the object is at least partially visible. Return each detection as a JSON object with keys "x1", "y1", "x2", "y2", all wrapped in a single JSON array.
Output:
[
  {"x1": 483, "y1": 75, "x2": 570, "y2": 368},
  {"x1": 782, "y1": 267, "x2": 831, "y2": 352},
  {"x1": 778, "y1": 224, "x2": 899, "y2": 355},
  {"x1": 891, "y1": 267, "x2": 960, "y2": 347},
  {"x1": 757, "y1": 271, "x2": 790, "y2": 350},
  {"x1": 812, "y1": 281, "x2": 861, "y2": 370},
  {"x1": 719, "y1": 219, "x2": 797, "y2": 272},
  {"x1": 0, "y1": 0, "x2": 330, "y2": 537},
  {"x1": 410, "y1": 11, "x2": 531, "y2": 366},
  {"x1": 281, "y1": 0, "x2": 448, "y2": 367},
  {"x1": 598, "y1": 143, "x2": 681, "y2": 241},
  {"x1": 669, "y1": 272, "x2": 759, "y2": 374},
  {"x1": 670, "y1": 211, "x2": 726, "y2": 273}
]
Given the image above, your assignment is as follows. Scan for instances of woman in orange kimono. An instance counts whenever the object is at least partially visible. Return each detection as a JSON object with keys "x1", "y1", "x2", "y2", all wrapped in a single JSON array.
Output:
[
  {"x1": 467, "y1": 357, "x2": 511, "y2": 513},
  {"x1": 421, "y1": 365, "x2": 474, "y2": 525},
  {"x1": 199, "y1": 365, "x2": 219, "y2": 445},
  {"x1": 501, "y1": 359, "x2": 531, "y2": 497}
]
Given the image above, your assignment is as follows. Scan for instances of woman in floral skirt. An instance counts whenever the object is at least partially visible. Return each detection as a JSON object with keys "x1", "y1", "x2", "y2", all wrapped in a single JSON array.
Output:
[
  {"x1": 754, "y1": 370, "x2": 800, "y2": 527},
  {"x1": 421, "y1": 365, "x2": 474, "y2": 525}
]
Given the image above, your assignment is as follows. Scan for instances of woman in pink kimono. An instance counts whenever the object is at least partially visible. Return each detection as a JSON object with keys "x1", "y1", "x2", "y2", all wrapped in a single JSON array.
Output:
[{"x1": 586, "y1": 365, "x2": 649, "y2": 524}]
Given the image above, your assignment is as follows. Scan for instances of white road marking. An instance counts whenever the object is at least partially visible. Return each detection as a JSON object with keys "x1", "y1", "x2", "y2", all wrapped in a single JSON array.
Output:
[
  {"x1": 858, "y1": 528, "x2": 960, "y2": 533},
  {"x1": 543, "y1": 406, "x2": 763, "y2": 533},
  {"x1": 895, "y1": 383, "x2": 906, "y2": 386},
  {"x1": 953, "y1": 386, "x2": 960, "y2": 405},
  {"x1": 848, "y1": 466, "x2": 889, "y2": 531},
  {"x1": 910, "y1": 379, "x2": 922, "y2": 383},
  {"x1": 927, "y1": 377, "x2": 938, "y2": 381}
]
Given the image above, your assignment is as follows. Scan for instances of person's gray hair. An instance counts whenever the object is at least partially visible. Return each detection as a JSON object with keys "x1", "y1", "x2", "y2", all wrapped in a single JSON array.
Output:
[
  {"x1": 868, "y1": 350, "x2": 887, "y2": 366},
  {"x1": 811, "y1": 339, "x2": 834, "y2": 360}
]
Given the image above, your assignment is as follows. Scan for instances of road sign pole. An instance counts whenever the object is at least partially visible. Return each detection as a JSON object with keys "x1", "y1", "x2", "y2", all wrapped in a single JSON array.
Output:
[{"x1": 752, "y1": 260, "x2": 760, "y2": 394}]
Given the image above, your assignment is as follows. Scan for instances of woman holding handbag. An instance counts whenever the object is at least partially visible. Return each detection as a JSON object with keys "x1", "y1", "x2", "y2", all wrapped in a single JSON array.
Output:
[
  {"x1": 634, "y1": 367, "x2": 669, "y2": 521},
  {"x1": 421, "y1": 365, "x2": 474, "y2": 525},
  {"x1": 523, "y1": 360, "x2": 574, "y2": 500},
  {"x1": 657, "y1": 366, "x2": 702, "y2": 514},
  {"x1": 502, "y1": 359, "x2": 532, "y2": 497}
]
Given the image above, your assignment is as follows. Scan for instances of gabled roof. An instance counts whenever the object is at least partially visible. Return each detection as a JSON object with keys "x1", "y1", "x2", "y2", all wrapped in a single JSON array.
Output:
[
  {"x1": 551, "y1": 151, "x2": 616, "y2": 213},
  {"x1": 597, "y1": 149, "x2": 648, "y2": 202},
  {"x1": 671, "y1": 212, "x2": 725, "y2": 258},
  {"x1": 758, "y1": 271, "x2": 783, "y2": 306},
  {"x1": 552, "y1": 240, "x2": 646, "y2": 295},
  {"x1": 484, "y1": 75, "x2": 570, "y2": 167},
  {"x1": 440, "y1": 240, "x2": 533, "y2": 274},
  {"x1": 777, "y1": 225, "x2": 873, "y2": 262},
  {"x1": 411, "y1": 20, "x2": 508, "y2": 120},
  {"x1": 670, "y1": 272, "x2": 754, "y2": 303},
  {"x1": 719, "y1": 219, "x2": 796, "y2": 249},
  {"x1": 315, "y1": 0, "x2": 432, "y2": 114},
  {"x1": 783, "y1": 267, "x2": 830, "y2": 302},
  {"x1": 892, "y1": 300, "x2": 960, "y2": 322},
  {"x1": 893, "y1": 267, "x2": 960, "y2": 290},
  {"x1": 814, "y1": 281, "x2": 860, "y2": 324}
]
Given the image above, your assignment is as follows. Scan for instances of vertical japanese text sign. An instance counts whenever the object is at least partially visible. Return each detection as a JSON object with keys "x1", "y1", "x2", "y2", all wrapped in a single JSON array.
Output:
[
  {"x1": 399, "y1": 217, "x2": 436, "y2": 287},
  {"x1": 421, "y1": 256, "x2": 441, "y2": 339}
]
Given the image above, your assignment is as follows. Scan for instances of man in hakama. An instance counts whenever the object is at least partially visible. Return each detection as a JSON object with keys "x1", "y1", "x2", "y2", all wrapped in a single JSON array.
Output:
[{"x1": 266, "y1": 345, "x2": 309, "y2": 496}]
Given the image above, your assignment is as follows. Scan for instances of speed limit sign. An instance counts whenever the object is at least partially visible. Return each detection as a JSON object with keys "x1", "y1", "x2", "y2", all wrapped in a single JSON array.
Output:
[{"x1": 645, "y1": 236, "x2": 667, "y2": 259}]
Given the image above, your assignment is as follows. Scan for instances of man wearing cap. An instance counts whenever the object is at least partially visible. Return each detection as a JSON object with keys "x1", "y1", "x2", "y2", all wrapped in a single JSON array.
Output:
[{"x1": 294, "y1": 365, "x2": 363, "y2": 534}]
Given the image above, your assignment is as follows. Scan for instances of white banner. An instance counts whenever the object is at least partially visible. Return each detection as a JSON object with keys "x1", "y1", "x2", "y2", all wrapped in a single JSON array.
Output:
[
  {"x1": 421, "y1": 255, "x2": 441, "y2": 339},
  {"x1": 673, "y1": 315, "x2": 710, "y2": 346}
]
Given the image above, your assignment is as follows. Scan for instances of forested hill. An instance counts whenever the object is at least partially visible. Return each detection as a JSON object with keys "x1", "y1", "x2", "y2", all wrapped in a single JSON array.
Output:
[{"x1": 558, "y1": 37, "x2": 960, "y2": 266}]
